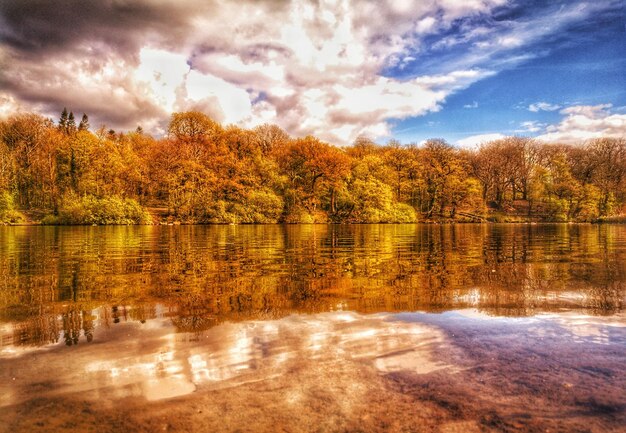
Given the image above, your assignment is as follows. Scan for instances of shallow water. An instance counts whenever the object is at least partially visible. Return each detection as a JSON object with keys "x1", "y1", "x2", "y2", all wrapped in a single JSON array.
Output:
[{"x1": 0, "y1": 224, "x2": 625, "y2": 432}]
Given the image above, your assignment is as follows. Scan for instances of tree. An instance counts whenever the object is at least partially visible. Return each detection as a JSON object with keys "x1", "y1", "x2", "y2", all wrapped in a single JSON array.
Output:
[
  {"x1": 168, "y1": 111, "x2": 222, "y2": 161},
  {"x1": 253, "y1": 123, "x2": 289, "y2": 155},
  {"x1": 348, "y1": 136, "x2": 379, "y2": 159},
  {"x1": 278, "y1": 136, "x2": 351, "y2": 219},
  {"x1": 587, "y1": 138, "x2": 626, "y2": 215},
  {"x1": 419, "y1": 139, "x2": 468, "y2": 217},
  {"x1": 0, "y1": 113, "x2": 54, "y2": 207},
  {"x1": 1, "y1": 106, "x2": 624, "y2": 224},
  {"x1": 58, "y1": 108, "x2": 68, "y2": 133},
  {"x1": 78, "y1": 113, "x2": 90, "y2": 131},
  {"x1": 471, "y1": 138, "x2": 527, "y2": 209},
  {"x1": 382, "y1": 140, "x2": 413, "y2": 202},
  {"x1": 67, "y1": 112, "x2": 77, "y2": 135}
]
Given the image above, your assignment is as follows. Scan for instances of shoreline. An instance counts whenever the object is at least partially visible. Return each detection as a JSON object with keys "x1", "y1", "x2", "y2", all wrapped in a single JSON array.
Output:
[
  {"x1": 0, "y1": 220, "x2": 606, "y2": 227},
  {"x1": 3, "y1": 217, "x2": 625, "y2": 227}
]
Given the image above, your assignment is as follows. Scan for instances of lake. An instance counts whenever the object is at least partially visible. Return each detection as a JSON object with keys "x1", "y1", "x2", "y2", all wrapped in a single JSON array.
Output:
[{"x1": 0, "y1": 224, "x2": 625, "y2": 432}]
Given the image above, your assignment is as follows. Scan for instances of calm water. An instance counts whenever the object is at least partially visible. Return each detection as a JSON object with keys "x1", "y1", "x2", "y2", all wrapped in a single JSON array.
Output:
[{"x1": 1, "y1": 224, "x2": 625, "y2": 432}]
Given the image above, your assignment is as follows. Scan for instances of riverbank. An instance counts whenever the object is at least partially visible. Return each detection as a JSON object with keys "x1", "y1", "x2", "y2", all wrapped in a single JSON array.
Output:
[
  {"x1": 2, "y1": 200, "x2": 625, "y2": 226},
  {"x1": 3, "y1": 213, "x2": 625, "y2": 226}
]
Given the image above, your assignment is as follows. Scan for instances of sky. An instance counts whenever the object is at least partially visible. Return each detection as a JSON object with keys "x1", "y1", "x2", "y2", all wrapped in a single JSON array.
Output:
[{"x1": 0, "y1": 0, "x2": 624, "y2": 147}]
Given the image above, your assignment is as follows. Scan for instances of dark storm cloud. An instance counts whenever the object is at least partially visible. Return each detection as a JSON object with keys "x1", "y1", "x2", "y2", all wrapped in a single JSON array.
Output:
[
  {"x1": 0, "y1": 0, "x2": 293, "y2": 133},
  {"x1": 0, "y1": 0, "x2": 209, "y2": 130},
  {"x1": 0, "y1": 0, "x2": 195, "y2": 56},
  {"x1": 0, "y1": 0, "x2": 293, "y2": 57}
]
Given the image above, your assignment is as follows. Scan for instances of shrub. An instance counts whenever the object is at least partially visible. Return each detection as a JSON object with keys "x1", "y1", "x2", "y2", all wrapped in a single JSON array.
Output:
[
  {"x1": 244, "y1": 189, "x2": 284, "y2": 223},
  {"x1": 390, "y1": 203, "x2": 417, "y2": 223},
  {"x1": 283, "y1": 206, "x2": 315, "y2": 224},
  {"x1": 171, "y1": 188, "x2": 284, "y2": 224},
  {"x1": 44, "y1": 195, "x2": 151, "y2": 225},
  {"x1": 218, "y1": 189, "x2": 285, "y2": 224},
  {"x1": 202, "y1": 200, "x2": 238, "y2": 224},
  {"x1": 40, "y1": 214, "x2": 59, "y2": 225},
  {"x1": 574, "y1": 185, "x2": 602, "y2": 222},
  {"x1": 544, "y1": 198, "x2": 568, "y2": 222},
  {"x1": 0, "y1": 191, "x2": 25, "y2": 224}
]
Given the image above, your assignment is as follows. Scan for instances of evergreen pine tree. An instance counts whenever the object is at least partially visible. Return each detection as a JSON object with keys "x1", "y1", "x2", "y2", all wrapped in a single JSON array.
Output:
[
  {"x1": 78, "y1": 113, "x2": 90, "y2": 131},
  {"x1": 67, "y1": 111, "x2": 77, "y2": 134},
  {"x1": 58, "y1": 108, "x2": 68, "y2": 132}
]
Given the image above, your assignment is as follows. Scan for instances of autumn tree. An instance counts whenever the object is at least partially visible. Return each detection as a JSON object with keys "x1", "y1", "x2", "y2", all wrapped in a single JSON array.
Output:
[
  {"x1": 382, "y1": 140, "x2": 413, "y2": 202},
  {"x1": 253, "y1": 123, "x2": 290, "y2": 156},
  {"x1": 587, "y1": 138, "x2": 626, "y2": 215},
  {"x1": 471, "y1": 138, "x2": 529, "y2": 209},
  {"x1": 168, "y1": 111, "x2": 222, "y2": 161},
  {"x1": 278, "y1": 136, "x2": 350, "y2": 221},
  {"x1": 418, "y1": 139, "x2": 470, "y2": 217},
  {"x1": 0, "y1": 106, "x2": 624, "y2": 224},
  {"x1": 339, "y1": 142, "x2": 416, "y2": 222},
  {"x1": 0, "y1": 113, "x2": 55, "y2": 207}
]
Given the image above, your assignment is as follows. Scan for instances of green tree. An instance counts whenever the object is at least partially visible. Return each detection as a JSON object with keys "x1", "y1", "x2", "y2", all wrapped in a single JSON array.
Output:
[
  {"x1": 58, "y1": 108, "x2": 68, "y2": 133},
  {"x1": 78, "y1": 113, "x2": 90, "y2": 131},
  {"x1": 67, "y1": 111, "x2": 77, "y2": 134}
]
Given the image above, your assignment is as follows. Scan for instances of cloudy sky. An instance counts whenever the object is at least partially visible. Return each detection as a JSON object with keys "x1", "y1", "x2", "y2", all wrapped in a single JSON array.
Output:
[{"x1": 0, "y1": 0, "x2": 624, "y2": 146}]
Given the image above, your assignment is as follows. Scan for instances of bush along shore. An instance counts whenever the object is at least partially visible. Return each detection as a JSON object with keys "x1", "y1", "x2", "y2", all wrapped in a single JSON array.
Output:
[{"x1": 1, "y1": 110, "x2": 625, "y2": 225}]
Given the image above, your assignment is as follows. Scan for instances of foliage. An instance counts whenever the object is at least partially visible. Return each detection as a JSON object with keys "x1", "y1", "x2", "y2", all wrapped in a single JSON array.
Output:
[
  {"x1": 1, "y1": 109, "x2": 625, "y2": 224},
  {"x1": 200, "y1": 189, "x2": 284, "y2": 224},
  {"x1": 0, "y1": 191, "x2": 24, "y2": 223},
  {"x1": 45, "y1": 195, "x2": 151, "y2": 225}
]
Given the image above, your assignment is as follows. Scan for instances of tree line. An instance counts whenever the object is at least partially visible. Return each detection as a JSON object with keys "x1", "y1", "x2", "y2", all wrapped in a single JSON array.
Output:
[{"x1": 0, "y1": 109, "x2": 624, "y2": 224}]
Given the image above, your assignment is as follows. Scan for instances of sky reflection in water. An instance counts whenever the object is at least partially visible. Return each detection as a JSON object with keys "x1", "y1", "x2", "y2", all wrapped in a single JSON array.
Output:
[
  {"x1": 0, "y1": 224, "x2": 625, "y2": 432},
  {"x1": 2, "y1": 309, "x2": 623, "y2": 405}
]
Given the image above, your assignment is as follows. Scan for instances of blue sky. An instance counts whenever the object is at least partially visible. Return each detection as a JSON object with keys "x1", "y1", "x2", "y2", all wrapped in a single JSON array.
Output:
[
  {"x1": 389, "y1": 0, "x2": 626, "y2": 145},
  {"x1": 0, "y1": 0, "x2": 624, "y2": 146}
]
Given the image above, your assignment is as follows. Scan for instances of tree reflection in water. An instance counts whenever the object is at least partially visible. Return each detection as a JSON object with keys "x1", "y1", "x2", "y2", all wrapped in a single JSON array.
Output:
[{"x1": 0, "y1": 224, "x2": 624, "y2": 347}]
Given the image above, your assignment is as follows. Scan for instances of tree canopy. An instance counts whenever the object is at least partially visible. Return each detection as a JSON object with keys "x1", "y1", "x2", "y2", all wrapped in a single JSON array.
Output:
[{"x1": 0, "y1": 109, "x2": 624, "y2": 224}]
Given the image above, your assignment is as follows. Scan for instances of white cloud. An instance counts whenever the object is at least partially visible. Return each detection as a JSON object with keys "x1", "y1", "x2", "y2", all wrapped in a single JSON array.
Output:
[
  {"x1": 0, "y1": 93, "x2": 25, "y2": 119},
  {"x1": 1, "y1": 0, "x2": 511, "y2": 144},
  {"x1": 1, "y1": 44, "x2": 168, "y2": 130},
  {"x1": 497, "y1": 36, "x2": 522, "y2": 48},
  {"x1": 435, "y1": 1, "x2": 614, "y2": 75},
  {"x1": 517, "y1": 120, "x2": 545, "y2": 133},
  {"x1": 415, "y1": 16, "x2": 437, "y2": 34},
  {"x1": 528, "y1": 102, "x2": 561, "y2": 112},
  {"x1": 536, "y1": 104, "x2": 626, "y2": 143},
  {"x1": 463, "y1": 101, "x2": 479, "y2": 109},
  {"x1": 184, "y1": 70, "x2": 252, "y2": 124},
  {"x1": 0, "y1": 0, "x2": 620, "y2": 144},
  {"x1": 168, "y1": 1, "x2": 501, "y2": 144},
  {"x1": 456, "y1": 133, "x2": 506, "y2": 148},
  {"x1": 135, "y1": 48, "x2": 189, "y2": 113}
]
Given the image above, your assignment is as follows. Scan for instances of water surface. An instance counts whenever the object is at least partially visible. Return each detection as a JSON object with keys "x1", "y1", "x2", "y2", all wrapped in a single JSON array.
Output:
[{"x1": 0, "y1": 224, "x2": 625, "y2": 432}]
